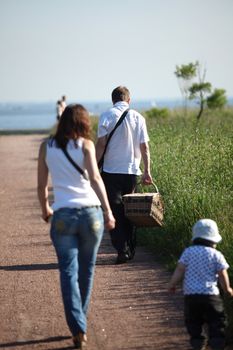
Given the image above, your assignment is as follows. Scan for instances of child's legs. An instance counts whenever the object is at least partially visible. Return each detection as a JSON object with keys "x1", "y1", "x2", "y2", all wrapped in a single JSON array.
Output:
[
  {"x1": 184, "y1": 296, "x2": 206, "y2": 349},
  {"x1": 205, "y1": 295, "x2": 226, "y2": 350}
]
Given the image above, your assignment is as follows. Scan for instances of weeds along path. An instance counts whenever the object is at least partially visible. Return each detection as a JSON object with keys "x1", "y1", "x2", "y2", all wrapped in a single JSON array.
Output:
[{"x1": 0, "y1": 135, "x2": 189, "y2": 350}]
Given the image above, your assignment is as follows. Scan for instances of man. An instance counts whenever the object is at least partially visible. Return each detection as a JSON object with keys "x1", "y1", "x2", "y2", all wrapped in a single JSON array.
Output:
[{"x1": 96, "y1": 86, "x2": 152, "y2": 264}]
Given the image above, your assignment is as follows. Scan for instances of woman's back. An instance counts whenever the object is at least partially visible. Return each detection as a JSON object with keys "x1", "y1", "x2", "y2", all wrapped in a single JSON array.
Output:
[{"x1": 46, "y1": 138, "x2": 100, "y2": 211}]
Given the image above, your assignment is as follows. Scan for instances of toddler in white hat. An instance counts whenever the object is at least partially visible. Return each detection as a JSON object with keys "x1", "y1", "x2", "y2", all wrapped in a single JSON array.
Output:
[{"x1": 168, "y1": 219, "x2": 233, "y2": 350}]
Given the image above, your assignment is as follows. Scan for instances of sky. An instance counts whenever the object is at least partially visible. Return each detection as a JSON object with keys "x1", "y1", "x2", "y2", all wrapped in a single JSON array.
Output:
[{"x1": 0, "y1": 0, "x2": 233, "y2": 103}]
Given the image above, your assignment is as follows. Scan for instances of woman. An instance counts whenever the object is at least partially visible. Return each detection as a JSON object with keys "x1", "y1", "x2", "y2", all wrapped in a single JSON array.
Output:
[{"x1": 37, "y1": 104, "x2": 115, "y2": 349}]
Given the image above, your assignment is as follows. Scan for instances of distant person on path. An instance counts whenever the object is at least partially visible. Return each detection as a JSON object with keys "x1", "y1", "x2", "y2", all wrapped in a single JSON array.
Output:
[
  {"x1": 56, "y1": 100, "x2": 63, "y2": 121},
  {"x1": 56, "y1": 95, "x2": 67, "y2": 121},
  {"x1": 37, "y1": 104, "x2": 115, "y2": 349},
  {"x1": 96, "y1": 86, "x2": 152, "y2": 264},
  {"x1": 168, "y1": 219, "x2": 233, "y2": 350},
  {"x1": 61, "y1": 95, "x2": 67, "y2": 112}
]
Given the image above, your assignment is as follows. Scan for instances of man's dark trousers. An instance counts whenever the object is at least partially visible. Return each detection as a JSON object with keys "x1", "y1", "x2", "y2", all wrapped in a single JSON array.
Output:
[{"x1": 101, "y1": 172, "x2": 137, "y2": 255}]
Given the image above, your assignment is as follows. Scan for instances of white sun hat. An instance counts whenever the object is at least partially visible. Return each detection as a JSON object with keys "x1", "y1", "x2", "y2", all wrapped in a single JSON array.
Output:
[{"x1": 192, "y1": 219, "x2": 222, "y2": 243}]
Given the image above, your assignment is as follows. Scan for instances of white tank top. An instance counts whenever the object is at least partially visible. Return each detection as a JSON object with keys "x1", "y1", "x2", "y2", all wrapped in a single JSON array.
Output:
[{"x1": 46, "y1": 138, "x2": 101, "y2": 211}]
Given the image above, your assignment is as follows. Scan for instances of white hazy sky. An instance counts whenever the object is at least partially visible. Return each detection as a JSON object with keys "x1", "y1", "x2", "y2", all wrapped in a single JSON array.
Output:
[{"x1": 0, "y1": 0, "x2": 233, "y2": 103}]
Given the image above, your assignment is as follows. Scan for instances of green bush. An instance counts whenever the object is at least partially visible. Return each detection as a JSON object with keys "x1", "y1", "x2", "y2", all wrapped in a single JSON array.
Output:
[
  {"x1": 207, "y1": 88, "x2": 227, "y2": 110},
  {"x1": 144, "y1": 107, "x2": 169, "y2": 119}
]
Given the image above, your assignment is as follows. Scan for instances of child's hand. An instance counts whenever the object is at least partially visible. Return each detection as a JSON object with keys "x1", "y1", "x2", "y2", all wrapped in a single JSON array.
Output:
[
  {"x1": 226, "y1": 287, "x2": 233, "y2": 297},
  {"x1": 168, "y1": 285, "x2": 176, "y2": 293}
]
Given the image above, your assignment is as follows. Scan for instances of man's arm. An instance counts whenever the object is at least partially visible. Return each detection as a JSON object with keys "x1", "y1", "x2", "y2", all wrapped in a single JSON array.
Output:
[
  {"x1": 95, "y1": 135, "x2": 107, "y2": 163},
  {"x1": 140, "y1": 142, "x2": 153, "y2": 184}
]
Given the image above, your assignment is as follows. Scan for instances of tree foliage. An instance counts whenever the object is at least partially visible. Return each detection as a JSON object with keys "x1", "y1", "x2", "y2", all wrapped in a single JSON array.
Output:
[
  {"x1": 174, "y1": 62, "x2": 198, "y2": 115},
  {"x1": 174, "y1": 62, "x2": 198, "y2": 79},
  {"x1": 189, "y1": 82, "x2": 212, "y2": 99},
  {"x1": 189, "y1": 81, "x2": 212, "y2": 120}
]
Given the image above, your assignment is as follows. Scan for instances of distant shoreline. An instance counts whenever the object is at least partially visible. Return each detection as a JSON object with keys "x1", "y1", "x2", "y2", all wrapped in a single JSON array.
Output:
[
  {"x1": 0, "y1": 129, "x2": 50, "y2": 136},
  {"x1": 1, "y1": 99, "x2": 232, "y2": 131}
]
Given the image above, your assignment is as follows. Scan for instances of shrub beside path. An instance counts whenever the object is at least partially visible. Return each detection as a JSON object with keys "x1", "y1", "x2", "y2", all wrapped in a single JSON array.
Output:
[{"x1": 0, "y1": 135, "x2": 189, "y2": 350}]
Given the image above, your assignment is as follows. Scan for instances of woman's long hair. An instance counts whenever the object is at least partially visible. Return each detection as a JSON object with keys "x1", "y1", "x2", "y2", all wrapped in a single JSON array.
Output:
[{"x1": 54, "y1": 104, "x2": 91, "y2": 148}]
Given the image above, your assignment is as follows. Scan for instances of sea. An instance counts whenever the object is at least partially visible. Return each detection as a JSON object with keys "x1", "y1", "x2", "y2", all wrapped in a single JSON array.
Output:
[{"x1": 0, "y1": 98, "x2": 232, "y2": 131}]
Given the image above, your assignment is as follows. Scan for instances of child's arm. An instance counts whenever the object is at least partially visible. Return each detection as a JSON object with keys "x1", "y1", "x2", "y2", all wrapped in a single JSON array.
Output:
[
  {"x1": 218, "y1": 269, "x2": 233, "y2": 297},
  {"x1": 168, "y1": 262, "x2": 185, "y2": 293}
]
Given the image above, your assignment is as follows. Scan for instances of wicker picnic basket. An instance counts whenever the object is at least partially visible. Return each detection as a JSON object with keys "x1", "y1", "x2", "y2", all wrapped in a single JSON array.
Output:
[{"x1": 123, "y1": 183, "x2": 164, "y2": 227}]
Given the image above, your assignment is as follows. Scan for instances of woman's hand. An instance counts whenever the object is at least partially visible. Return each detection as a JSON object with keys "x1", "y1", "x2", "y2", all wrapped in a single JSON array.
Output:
[
  {"x1": 42, "y1": 206, "x2": 53, "y2": 223},
  {"x1": 103, "y1": 211, "x2": 116, "y2": 231}
]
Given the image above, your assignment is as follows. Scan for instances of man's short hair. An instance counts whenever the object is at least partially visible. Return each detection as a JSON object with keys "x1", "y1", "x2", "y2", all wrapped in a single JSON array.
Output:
[{"x1": 112, "y1": 86, "x2": 130, "y2": 104}]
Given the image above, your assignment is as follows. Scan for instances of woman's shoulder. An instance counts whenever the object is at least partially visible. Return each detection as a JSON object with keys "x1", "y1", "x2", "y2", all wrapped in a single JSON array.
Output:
[
  {"x1": 38, "y1": 137, "x2": 51, "y2": 158},
  {"x1": 39, "y1": 137, "x2": 50, "y2": 150},
  {"x1": 82, "y1": 138, "x2": 95, "y2": 153}
]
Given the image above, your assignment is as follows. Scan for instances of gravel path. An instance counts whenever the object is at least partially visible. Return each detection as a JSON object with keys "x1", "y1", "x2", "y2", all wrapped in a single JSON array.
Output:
[{"x1": 0, "y1": 135, "x2": 190, "y2": 350}]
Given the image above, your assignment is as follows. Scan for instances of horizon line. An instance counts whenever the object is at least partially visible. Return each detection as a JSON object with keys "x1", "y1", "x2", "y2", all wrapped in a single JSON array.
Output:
[{"x1": 1, "y1": 96, "x2": 233, "y2": 105}]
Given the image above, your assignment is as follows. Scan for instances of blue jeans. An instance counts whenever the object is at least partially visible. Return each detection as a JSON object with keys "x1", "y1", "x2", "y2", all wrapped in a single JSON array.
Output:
[{"x1": 50, "y1": 206, "x2": 104, "y2": 336}]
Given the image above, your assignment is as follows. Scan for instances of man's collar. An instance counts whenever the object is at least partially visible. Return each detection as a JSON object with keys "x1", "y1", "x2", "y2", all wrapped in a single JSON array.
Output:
[{"x1": 114, "y1": 101, "x2": 129, "y2": 108}]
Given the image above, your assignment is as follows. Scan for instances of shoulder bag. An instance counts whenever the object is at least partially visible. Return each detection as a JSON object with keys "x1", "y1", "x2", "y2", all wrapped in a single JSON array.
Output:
[
  {"x1": 61, "y1": 147, "x2": 89, "y2": 180},
  {"x1": 98, "y1": 108, "x2": 129, "y2": 170}
]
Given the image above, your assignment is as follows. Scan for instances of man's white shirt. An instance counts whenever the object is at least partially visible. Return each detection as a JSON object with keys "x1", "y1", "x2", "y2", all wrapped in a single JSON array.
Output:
[{"x1": 98, "y1": 101, "x2": 149, "y2": 175}]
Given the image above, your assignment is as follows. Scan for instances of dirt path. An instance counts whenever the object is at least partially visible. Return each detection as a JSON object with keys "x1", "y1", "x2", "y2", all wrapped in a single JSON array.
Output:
[{"x1": 0, "y1": 135, "x2": 190, "y2": 350}]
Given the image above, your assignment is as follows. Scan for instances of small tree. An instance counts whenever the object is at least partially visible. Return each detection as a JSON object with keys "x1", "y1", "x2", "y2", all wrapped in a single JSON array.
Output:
[
  {"x1": 174, "y1": 62, "x2": 198, "y2": 114},
  {"x1": 207, "y1": 88, "x2": 227, "y2": 110},
  {"x1": 175, "y1": 61, "x2": 227, "y2": 121}
]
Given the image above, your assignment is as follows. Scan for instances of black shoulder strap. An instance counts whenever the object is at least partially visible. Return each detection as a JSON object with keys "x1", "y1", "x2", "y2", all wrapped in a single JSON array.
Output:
[
  {"x1": 98, "y1": 108, "x2": 129, "y2": 169},
  {"x1": 61, "y1": 147, "x2": 88, "y2": 180}
]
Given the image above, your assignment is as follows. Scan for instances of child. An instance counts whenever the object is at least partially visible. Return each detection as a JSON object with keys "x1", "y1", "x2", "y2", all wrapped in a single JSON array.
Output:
[{"x1": 168, "y1": 219, "x2": 233, "y2": 350}]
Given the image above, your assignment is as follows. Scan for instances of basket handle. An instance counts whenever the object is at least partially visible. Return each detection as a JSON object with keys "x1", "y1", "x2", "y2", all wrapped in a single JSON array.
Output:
[{"x1": 136, "y1": 181, "x2": 159, "y2": 193}]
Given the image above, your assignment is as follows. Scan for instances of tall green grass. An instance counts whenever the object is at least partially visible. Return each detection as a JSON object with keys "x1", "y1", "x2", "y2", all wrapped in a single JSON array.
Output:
[
  {"x1": 91, "y1": 109, "x2": 232, "y2": 268},
  {"x1": 140, "y1": 111, "x2": 232, "y2": 256},
  {"x1": 137, "y1": 108, "x2": 233, "y2": 334}
]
